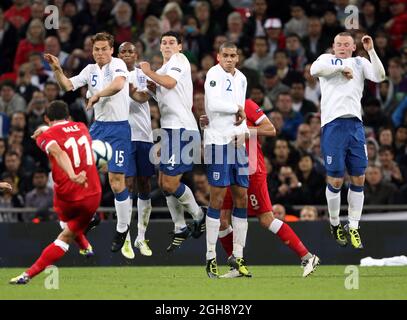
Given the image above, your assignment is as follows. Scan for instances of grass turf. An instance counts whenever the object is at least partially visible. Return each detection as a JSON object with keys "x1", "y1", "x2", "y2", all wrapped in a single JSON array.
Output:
[{"x1": 1, "y1": 266, "x2": 407, "y2": 300}]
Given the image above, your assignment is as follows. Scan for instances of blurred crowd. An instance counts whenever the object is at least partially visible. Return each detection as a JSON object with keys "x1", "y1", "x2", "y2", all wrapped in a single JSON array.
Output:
[{"x1": 0, "y1": 0, "x2": 406, "y2": 222}]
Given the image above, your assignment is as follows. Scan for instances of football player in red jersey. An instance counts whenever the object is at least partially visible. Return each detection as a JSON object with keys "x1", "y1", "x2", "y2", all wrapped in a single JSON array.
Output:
[
  {"x1": 10, "y1": 100, "x2": 102, "y2": 285},
  {"x1": 201, "y1": 99, "x2": 320, "y2": 278}
]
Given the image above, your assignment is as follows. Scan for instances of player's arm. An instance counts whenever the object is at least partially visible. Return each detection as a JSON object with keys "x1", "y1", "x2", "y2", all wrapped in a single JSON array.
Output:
[
  {"x1": 129, "y1": 83, "x2": 150, "y2": 103},
  {"x1": 44, "y1": 53, "x2": 74, "y2": 91},
  {"x1": 310, "y1": 55, "x2": 346, "y2": 78},
  {"x1": 362, "y1": 35, "x2": 386, "y2": 82},
  {"x1": 87, "y1": 76, "x2": 126, "y2": 109},
  {"x1": 47, "y1": 142, "x2": 87, "y2": 186},
  {"x1": 139, "y1": 61, "x2": 177, "y2": 89},
  {"x1": 249, "y1": 117, "x2": 276, "y2": 137}
]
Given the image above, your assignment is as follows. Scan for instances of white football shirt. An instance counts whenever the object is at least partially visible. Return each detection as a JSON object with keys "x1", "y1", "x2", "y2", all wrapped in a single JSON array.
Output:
[
  {"x1": 204, "y1": 64, "x2": 248, "y2": 145},
  {"x1": 311, "y1": 53, "x2": 385, "y2": 127},
  {"x1": 70, "y1": 57, "x2": 129, "y2": 122},
  {"x1": 155, "y1": 53, "x2": 198, "y2": 131},
  {"x1": 128, "y1": 68, "x2": 153, "y2": 143}
]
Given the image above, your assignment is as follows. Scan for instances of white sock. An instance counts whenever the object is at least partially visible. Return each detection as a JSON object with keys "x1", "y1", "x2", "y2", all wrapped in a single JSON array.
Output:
[
  {"x1": 232, "y1": 215, "x2": 248, "y2": 258},
  {"x1": 137, "y1": 198, "x2": 152, "y2": 241},
  {"x1": 54, "y1": 239, "x2": 69, "y2": 252},
  {"x1": 166, "y1": 195, "x2": 187, "y2": 233},
  {"x1": 326, "y1": 185, "x2": 341, "y2": 226},
  {"x1": 206, "y1": 216, "x2": 220, "y2": 260},
  {"x1": 218, "y1": 225, "x2": 233, "y2": 238},
  {"x1": 115, "y1": 197, "x2": 131, "y2": 233},
  {"x1": 176, "y1": 185, "x2": 203, "y2": 221},
  {"x1": 268, "y1": 218, "x2": 283, "y2": 234},
  {"x1": 125, "y1": 198, "x2": 133, "y2": 241},
  {"x1": 348, "y1": 188, "x2": 364, "y2": 229}
]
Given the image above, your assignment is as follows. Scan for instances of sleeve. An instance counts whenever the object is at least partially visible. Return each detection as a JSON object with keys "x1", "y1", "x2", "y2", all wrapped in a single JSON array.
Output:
[
  {"x1": 166, "y1": 54, "x2": 184, "y2": 82},
  {"x1": 69, "y1": 65, "x2": 90, "y2": 91},
  {"x1": 245, "y1": 99, "x2": 266, "y2": 125},
  {"x1": 36, "y1": 131, "x2": 57, "y2": 154},
  {"x1": 112, "y1": 58, "x2": 128, "y2": 80},
  {"x1": 310, "y1": 54, "x2": 346, "y2": 78},
  {"x1": 362, "y1": 51, "x2": 386, "y2": 83},
  {"x1": 204, "y1": 69, "x2": 239, "y2": 114}
]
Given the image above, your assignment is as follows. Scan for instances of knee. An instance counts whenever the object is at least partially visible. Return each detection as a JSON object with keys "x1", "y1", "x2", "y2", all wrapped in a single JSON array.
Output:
[
  {"x1": 327, "y1": 178, "x2": 343, "y2": 189},
  {"x1": 109, "y1": 175, "x2": 125, "y2": 193},
  {"x1": 210, "y1": 194, "x2": 225, "y2": 210},
  {"x1": 161, "y1": 180, "x2": 178, "y2": 194},
  {"x1": 350, "y1": 175, "x2": 365, "y2": 186},
  {"x1": 234, "y1": 194, "x2": 247, "y2": 208},
  {"x1": 259, "y1": 212, "x2": 273, "y2": 229}
]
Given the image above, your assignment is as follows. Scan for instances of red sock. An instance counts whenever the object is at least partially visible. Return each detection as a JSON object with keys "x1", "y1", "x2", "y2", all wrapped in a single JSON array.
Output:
[
  {"x1": 276, "y1": 222, "x2": 309, "y2": 258},
  {"x1": 219, "y1": 229, "x2": 233, "y2": 257},
  {"x1": 26, "y1": 242, "x2": 67, "y2": 278},
  {"x1": 75, "y1": 233, "x2": 90, "y2": 250}
]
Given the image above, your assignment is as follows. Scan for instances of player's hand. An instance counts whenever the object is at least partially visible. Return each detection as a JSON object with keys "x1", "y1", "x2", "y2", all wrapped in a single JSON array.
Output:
[
  {"x1": 342, "y1": 67, "x2": 353, "y2": 80},
  {"x1": 147, "y1": 80, "x2": 157, "y2": 94},
  {"x1": 362, "y1": 35, "x2": 374, "y2": 51},
  {"x1": 44, "y1": 53, "x2": 61, "y2": 71},
  {"x1": 199, "y1": 114, "x2": 209, "y2": 129},
  {"x1": 0, "y1": 182, "x2": 12, "y2": 192},
  {"x1": 235, "y1": 106, "x2": 246, "y2": 126},
  {"x1": 139, "y1": 62, "x2": 152, "y2": 76},
  {"x1": 87, "y1": 94, "x2": 100, "y2": 110},
  {"x1": 70, "y1": 171, "x2": 88, "y2": 187},
  {"x1": 31, "y1": 125, "x2": 49, "y2": 139}
]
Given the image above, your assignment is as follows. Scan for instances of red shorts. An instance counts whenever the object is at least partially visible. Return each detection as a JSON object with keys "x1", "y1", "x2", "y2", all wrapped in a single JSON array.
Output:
[
  {"x1": 54, "y1": 193, "x2": 101, "y2": 234},
  {"x1": 222, "y1": 174, "x2": 272, "y2": 216}
]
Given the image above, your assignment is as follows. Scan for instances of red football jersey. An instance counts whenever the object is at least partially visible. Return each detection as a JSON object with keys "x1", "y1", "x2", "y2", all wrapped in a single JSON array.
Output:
[
  {"x1": 245, "y1": 99, "x2": 267, "y2": 176},
  {"x1": 36, "y1": 121, "x2": 101, "y2": 202}
]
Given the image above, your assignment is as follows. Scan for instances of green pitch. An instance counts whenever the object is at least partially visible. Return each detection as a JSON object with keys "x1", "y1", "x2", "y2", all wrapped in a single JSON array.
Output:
[{"x1": 1, "y1": 266, "x2": 407, "y2": 300}]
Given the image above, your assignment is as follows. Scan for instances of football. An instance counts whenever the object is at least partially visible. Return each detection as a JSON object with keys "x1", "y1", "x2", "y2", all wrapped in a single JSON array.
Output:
[{"x1": 92, "y1": 140, "x2": 113, "y2": 169}]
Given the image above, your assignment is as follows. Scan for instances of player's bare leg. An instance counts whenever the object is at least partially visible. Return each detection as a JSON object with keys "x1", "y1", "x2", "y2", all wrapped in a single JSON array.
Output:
[
  {"x1": 10, "y1": 227, "x2": 76, "y2": 284},
  {"x1": 60, "y1": 221, "x2": 94, "y2": 257},
  {"x1": 134, "y1": 176, "x2": 153, "y2": 256},
  {"x1": 346, "y1": 175, "x2": 365, "y2": 249},
  {"x1": 326, "y1": 176, "x2": 348, "y2": 247},
  {"x1": 110, "y1": 172, "x2": 131, "y2": 252}
]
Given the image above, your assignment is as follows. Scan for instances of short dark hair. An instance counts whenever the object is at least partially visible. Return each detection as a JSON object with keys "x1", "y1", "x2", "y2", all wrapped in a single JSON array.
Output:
[
  {"x1": 160, "y1": 31, "x2": 182, "y2": 44},
  {"x1": 46, "y1": 100, "x2": 69, "y2": 121},
  {"x1": 336, "y1": 32, "x2": 355, "y2": 41},
  {"x1": 219, "y1": 41, "x2": 237, "y2": 53},
  {"x1": 91, "y1": 32, "x2": 114, "y2": 48},
  {"x1": 0, "y1": 80, "x2": 16, "y2": 91},
  {"x1": 378, "y1": 145, "x2": 394, "y2": 155},
  {"x1": 33, "y1": 167, "x2": 49, "y2": 176}
]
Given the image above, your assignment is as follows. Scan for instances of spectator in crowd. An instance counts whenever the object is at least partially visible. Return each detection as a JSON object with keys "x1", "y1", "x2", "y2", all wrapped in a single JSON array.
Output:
[
  {"x1": 271, "y1": 165, "x2": 308, "y2": 206},
  {"x1": 299, "y1": 205, "x2": 318, "y2": 221},
  {"x1": 107, "y1": 1, "x2": 137, "y2": 50},
  {"x1": 362, "y1": 97, "x2": 392, "y2": 137},
  {"x1": 284, "y1": 3, "x2": 308, "y2": 38},
  {"x1": 262, "y1": 66, "x2": 290, "y2": 105},
  {"x1": 244, "y1": 0, "x2": 268, "y2": 38},
  {"x1": 182, "y1": 15, "x2": 209, "y2": 64},
  {"x1": 294, "y1": 124, "x2": 313, "y2": 153},
  {"x1": 18, "y1": 0, "x2": 47, "y2": 39},
  {"x1": 132, "y1": 0, "x2": 162, "y2": 29},
  {"x1": 2, "y1": 151, "x2": 30, "y2": 196},
  {"x1": 139, "y1": 15, "x2": 162, "y2": 61},
  {"x1": 14, "y1": 18, "x2": 46, "y2": 72},
  {"x1": 225, "y1": 11, "x2": 250, "y2": 53},
  {"x1": 0, "y1": 7, "x2": 18, "y2": 75},
  {"x1": 65, "y1": 36, "x2": 94, "y2": 77},
  {"x1": 373, "y1": 30, "x2": 399, "y2": 71},
  {"x1": 24, "y1": 167, "x2": 53, "y2": 222},
  {"x1": 304, "y1": 112, "x2": 321, "y2": 139},
  {"x1": 192, "y1": 92, "x2": 205, "y2": 122},
  {"x1": 264, "y1": 18, "x2": 285, "y2": 59},
  {"x1": 192, "y1": 171, "x2": 210, "y2": 207},
  {"x1": 290, "y1": 77, "x2": 318, "y2": 116},
  {"x1": 394, "y1": 125, "x2": 407, "y2": 162},
  {"x1": 0, "y1": 172, "x2": 24, "y2": 223},
  {"x1": 367, "y1": 137, "x2": 381, "y2": 166},
  {"x1": 0, "y1": 138, "x2": 6, "y2": 172},
  {"x1": 15, "y1": 63, "x2": 39, "y2": 103},
  {"x1": 269, "y1": 138, "x2": 299, "y2": 171},
  {"x1": 302, "y1": 16, "x2": 330, "y2": 63},
  {"x1": 3, "y1": 0, "x2": 31, "y2": 30},
  {"x1": 275, "y1": 92, "x2": 303, "y2": 141},
  {"x1": 43, "y1": 36, "x2": 70, "y2": 72},
  {"x1": 378, "y1": 145, "x2": 407, "y2": 186},
  {"x1": 28, "y1": 52, "x2": 52, "y2": 89},
  {"x1": 384, "y1": 0, "x2": 407, "y2": 50},
  {"x1": 296, "y1": 153, "x2": 325, "y2": 204},
  {"x1": 359, "y1": 0, "x2": 381, "y2": 35},
  {"x1": 364, "y1": 164, "x2": 398, "y2": 205},
  {"x1": 0, "y1": 80, "x2": 27, "y2": 116},
  {"x1": 191, "y1": 63, "x2": 204, "y2": 93},
  {"x1": 249, "y1": 85, "x2": 273, "y2": 112},
  {"x1": 75, "y1": 0, "x2": 111, "y2": 40},
  {"x1": 266, "y1": 110, "x2": 288, "y2": 140},
  {"x1": 210, "y1": 0, "x2": 235, "y2": 34},
  {"x1": 244, "y1": 36, "x2": 274, "y2": 73},
  {"x1": 43, "y1": 81, "x2": 61, "y2": 104},
  {"x1": 272, "y1": 204, "x2": 299, "y2": 222},
  {"x1": 194, "y1": 0, "x2": 219, "y2": 47},
  {"x1": 378, "y1": 127, "x2": 394, "y2": 147},
  {"x1": 160, "y1": 2, "x2": 183, "y2": 33},
  {"x1": 285, "y1": 33, "x2": 308, "y2": 73},
  {"x1": 56, "y1": 17, "x2": 77, "y2": 54},
  {"x1": 321, "y1": 7, "x2": 344, "y2": 41},
  {"x1": 69, "y1": 86, "x2": 93, "y2": 127},
  {"x1": 26, "y1": 90, "x2": 47, "y2": 136}
]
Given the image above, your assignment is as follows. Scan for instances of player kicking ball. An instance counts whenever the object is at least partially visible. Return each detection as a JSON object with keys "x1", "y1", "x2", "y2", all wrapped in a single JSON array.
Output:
[
  {"x1": 10, "y1": 101, "x2": 101, "y2": 284},
  {"x1": 311, "y1": 33, "x2": 385, "y2": 248}
]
